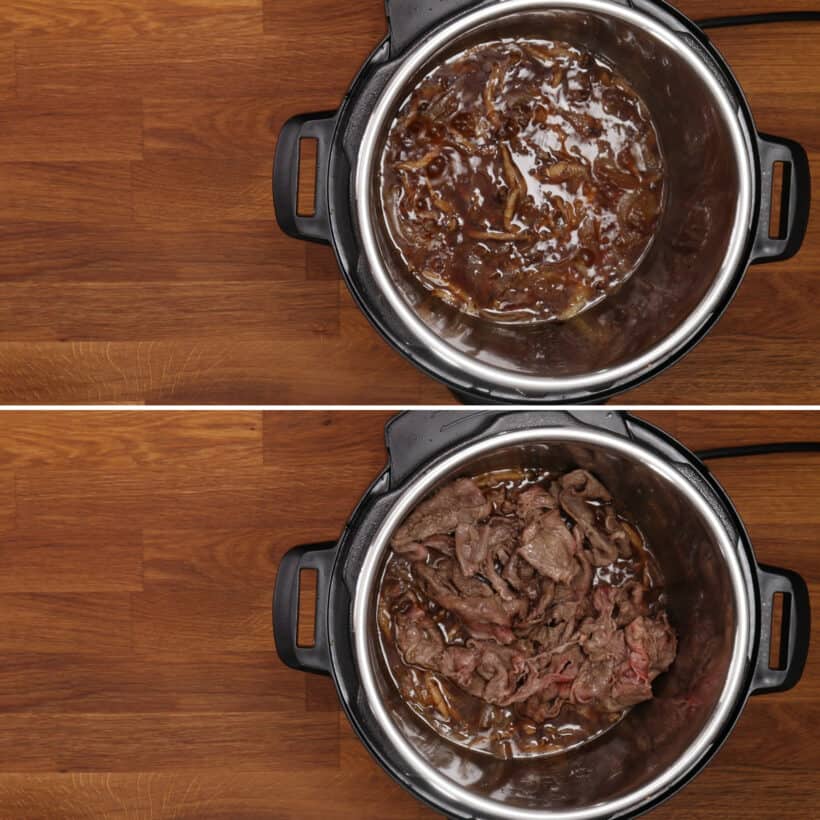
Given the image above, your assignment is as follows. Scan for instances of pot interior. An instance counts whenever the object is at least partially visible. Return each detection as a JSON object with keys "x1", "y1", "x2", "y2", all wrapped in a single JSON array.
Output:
[
  {"x1": 366, "y1": 3, "x2": 749, "y2": 387},
  {"x1": 361, "y1": 435, "x2": 744, "y2": 817}
]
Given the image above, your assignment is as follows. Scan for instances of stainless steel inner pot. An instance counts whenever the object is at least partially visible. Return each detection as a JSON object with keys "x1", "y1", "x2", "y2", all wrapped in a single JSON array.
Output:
[
  {"x1": 355, "y1": 0, "x2": 754, "y2": 398},
  {"x1": 352, "y1": 427, "x2": 753, "y2": 819}
]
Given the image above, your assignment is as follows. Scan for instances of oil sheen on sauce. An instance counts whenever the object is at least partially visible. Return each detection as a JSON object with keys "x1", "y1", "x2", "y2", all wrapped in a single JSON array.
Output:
[
  {"x1": 376, "y1": 469, "x2": 666, "y2": 760},
  {"x1": 380, "y1": 38, "x2": 666, "y2": 323}
]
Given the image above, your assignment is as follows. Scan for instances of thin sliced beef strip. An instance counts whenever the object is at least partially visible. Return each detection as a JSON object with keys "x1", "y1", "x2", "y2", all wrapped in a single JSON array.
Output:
[
  {"x1": 392, "y1": 477, "x2": 492, "y2": 546},
  {"x1": 414, "y1": 560, "x2": 513, "y2": 628},
  {"x1": 393, "y1": 605, "x2": 445, "y2": 669},
  {"x1": 519, "y1": 509, "x2": 578, "y2": 583},
  {"x1": 626, "y1": 613, "x2": 678, "y2": 680},
  {"x1": 502, "y1": 553, "x2": 538, "y2": 594},
  {"x1": 516, "y1": 485, "x2": 558, "y2": 522},
  {"x1": 613, "y1": 580, "x2": 648, "y2": 627},
  {"x1": 451, "y1": 563, "x2": 493, "y2": 598},
  {"x1": 558, "y1": 470, "x2": 630, "y2": 566},
  {"x1": 395, "y1": 533, "x2": 457, "y2": 562},
  {"x1": 455, "y1": 523, "x2": 488, "y2": 578},
  {"x1": 578, "y1": 584, "x2": 627, "y2": 663}
]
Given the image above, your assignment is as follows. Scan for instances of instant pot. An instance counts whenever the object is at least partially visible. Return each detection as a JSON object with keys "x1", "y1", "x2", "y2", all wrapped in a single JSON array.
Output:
[
  {"x1": 273, "y1": 0, "x2": 810, "y2": 404},
  {"x1": 273, "y1": 410, "x2": 810, "y2": 818}
]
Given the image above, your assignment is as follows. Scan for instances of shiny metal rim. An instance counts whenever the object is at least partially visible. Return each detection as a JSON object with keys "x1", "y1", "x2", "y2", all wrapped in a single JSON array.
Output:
[
  {"x1": 352, "y1": 427, "x2": 752, "y2": 820},
  {"x1": 355, "y1": 0, "x2": 755, "y2": 396}
]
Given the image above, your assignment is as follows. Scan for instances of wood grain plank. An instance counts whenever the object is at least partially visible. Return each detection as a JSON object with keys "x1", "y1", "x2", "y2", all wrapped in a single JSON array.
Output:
[
  {"x1": 676, "y1": 0, "x2": 819, "y2": 13},
  {"x1": 663, "y1": 410, "x2": 820, "y2": 449},
  {"x1": 15, "y1": 21, "x2": 373, "y2": 101},
  {"x1": 143, "y1": 529, "x2": 280, "y2": 590},
  {"x1": 708, "y1": 23, "x2": 820, "y2": 97},
  {"x1": 735, "y1": 526, "x2": 820, "y2": 585},
  {"x1": 131, "y1": 157, "x2": 272, "y2": 226},
  {"x1": 262, "y1": 410, "x2": 390, "y2": 472},
  {"x1": 714, "y1": 699, "x2": 820, "y2": 771},
  {"x1": 650, "y1": 766, "x2": 819, "y2": 819},
  {"x1": 15, "y1": 466, "x2": 278, "y2": 529},
  {"x1": 0, "y1": 528, "x2": 142, "y2": 592},
  {"x1": 14, "y1": 10, "x2": 264, "y2": 54},
  {"x1": 305, "y1": 674, "x2": 340, "y2": 714},
  {"x1": 0, "y1": 653, "x2": 302, "y2": 713},
  {"x1": 621, "y1": 333, "x2": 820, "y2": 405},
  {"x1": 0, "y1": 712, "x2": 338, "y2": 772},
  {"x1": 0, "y1": 281, "x2": 339, "y2": 341},
  {"x1": 0, "y1": 39, "x2": 14, "y2": 100},
  {"x1": 305, "y1": 243, "x2": 341, "y2": 281},
  {"x1": 709, "y1": 269, "x2": 820, "y2": 341},
  {"x1": 0, "y1": 473, "x2": 14, "y2": 533},
  {"x1": 0, "y1": 163, "x2": 133, "y2": 225},
  {"x1": 263, "y1": 0, "x2": 385, "y2": 39},
  {"x1": 0, "y1": 333, "x2": 451, "y2": 405},
  {"x1": 0, "y1": 765, "x2": 793, "y2": 819},
  {"x1": 0, "y1": 768, "x2": 431, "y2": 819},
  {"x1": 0, "y1": 594, "x2": 131, "y2": 654},
  {"x1": 17, "y1": 52, "x2": 334, "y2": 101},
  {"x1": 704, "y1": 459, "x2": 820, "y2": 527},
  {"x1": 14, "y1": 465, "x2": 363, "y2": 530},
  {"x1": 749, "y1": 92, "x2": 820, "y2": 154},
  {"x1": 0, "y1": 99, "x2": 143, "y2": 162},
  {"x1": 0, "y1": 411, "x2": 262, "y2": 469},
  {"x1": 143, "y1": 97, "x2": 281, "y2": 159},
  {"x1": 0, "y1": 222, "x2": 304, "y2": 283},
  {"x1": 0, "y1": 1, "x2": 263, "y2": 37},
  {"x1": 131, "y1": 589, "x2": 273, "y2": 656}
]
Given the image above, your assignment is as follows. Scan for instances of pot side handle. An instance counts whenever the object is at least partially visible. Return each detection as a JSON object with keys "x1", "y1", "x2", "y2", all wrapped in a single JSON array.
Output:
[
  {"x1": 273, "y1": 111, "x2": 337, "y2": 245},
  {"x1": 751, "y1": 563, "x2": 811, "y2": 694},
  {"x1": 752, "y1": 133, "x2": 811, "y2": 264},
  {"x1": 273, "y1": 541, "x2": 338, "y2": 675}
]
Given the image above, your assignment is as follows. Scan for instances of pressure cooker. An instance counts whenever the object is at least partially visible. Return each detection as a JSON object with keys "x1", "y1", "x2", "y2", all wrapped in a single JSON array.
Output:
[
  {"x1": 273, "y1": 410, "x2": 810, "y2": 818},
  {"x1": 274, "y1": 0, "x2": 809, "y2": 403}
]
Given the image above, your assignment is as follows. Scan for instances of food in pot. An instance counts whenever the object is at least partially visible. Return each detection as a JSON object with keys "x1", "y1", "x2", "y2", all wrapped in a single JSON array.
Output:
[
  {"x1": 377, "y1": 469, "x2": 677, "y2": 759},
  {"x1": 380, "y1": 38, "x2": 666, "y2": 322}
]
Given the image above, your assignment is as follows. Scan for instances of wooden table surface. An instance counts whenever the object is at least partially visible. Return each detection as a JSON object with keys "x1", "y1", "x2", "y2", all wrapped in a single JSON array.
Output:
[
  {"x1": 0, "y1": 1, "x2": 817, "y2": 404},
  {"x1": 0, "y1": 409, "x2": 815, "y2": 817}
]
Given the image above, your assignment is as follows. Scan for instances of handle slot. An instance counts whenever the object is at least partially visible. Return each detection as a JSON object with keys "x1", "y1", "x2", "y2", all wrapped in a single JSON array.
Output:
[
  {"x1": 768, "y1": 161, "x2": 788, "y2": 239},
  {"x1": 296, "y1": 138, "x2": 319, "y2": 217},
  {"x1": 297, "y1": 567, "x2": 319, "y2": 648},
  {"x1": 767, "y1": 590, "x2": 788, "y2": 670}
]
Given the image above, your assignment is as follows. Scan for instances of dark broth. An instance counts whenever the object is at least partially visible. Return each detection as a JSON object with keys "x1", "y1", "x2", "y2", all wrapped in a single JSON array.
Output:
[
  {"x1": 380, "y1": 38, "x2": 665, "y2": 323},
  {"x1": 377, "y1": 469, "x2": 666, "y2": 759}
]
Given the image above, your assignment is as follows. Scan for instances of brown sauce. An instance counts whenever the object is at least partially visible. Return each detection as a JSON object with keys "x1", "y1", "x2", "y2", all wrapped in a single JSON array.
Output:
[
  {"x1": 377, "y1": 469, "x2": 672, "y2": 759},
  {"x1": 380, "y1": 38, "x2": 666, "y2": 323}
]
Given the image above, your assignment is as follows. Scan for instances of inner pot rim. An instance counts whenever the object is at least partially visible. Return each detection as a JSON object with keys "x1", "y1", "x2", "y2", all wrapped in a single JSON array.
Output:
[
  {"x1": 354, "y1": 0, "x2": 756, "y2": 394},
  {"x1": 352, "y1": 426, "x2": 752, "y2": 820}
]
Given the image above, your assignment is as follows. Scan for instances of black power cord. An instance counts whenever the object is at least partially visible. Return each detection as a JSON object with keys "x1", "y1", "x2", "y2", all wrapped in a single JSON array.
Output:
[
  {"x1": 697, "y1": 11, "x2": 820, "y2": 30},
  {"x1": 696, "y1": 442, "x2": 820, "y2": 461}
]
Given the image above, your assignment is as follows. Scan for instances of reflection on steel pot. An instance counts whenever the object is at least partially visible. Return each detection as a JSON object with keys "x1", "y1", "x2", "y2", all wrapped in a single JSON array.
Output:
[
  {"x1": 273, "y1": 411, "x2": 810, "y2": 819},
  {"x1": 273, "y1": 0, "x2": 810, "y2": 404}
]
